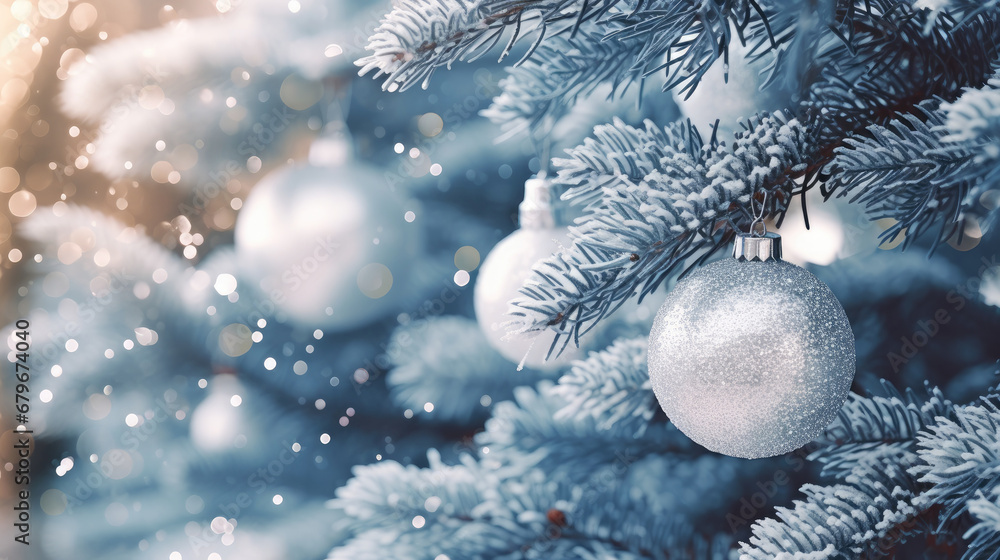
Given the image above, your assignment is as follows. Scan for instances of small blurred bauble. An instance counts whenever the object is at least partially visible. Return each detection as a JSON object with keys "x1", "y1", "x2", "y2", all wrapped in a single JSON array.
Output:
[
  {"x1": 474, "y1": 174, "x2": 584, "y2": 370},
  {"x1": 235, "y1": 139, "x2": 419, "y2": 330},
  {"x1": 674, "y1": 38, "x2": 795, "y2": 137},
  {"x1": 190, "y1": 373, "x2": 250, "y2": 453},
  {"x1": 774, "y1": 188, "x2": 882, "y2": 266},
  {"x1": 647, "y1": 232, "x2": 855, "y2": 459}
]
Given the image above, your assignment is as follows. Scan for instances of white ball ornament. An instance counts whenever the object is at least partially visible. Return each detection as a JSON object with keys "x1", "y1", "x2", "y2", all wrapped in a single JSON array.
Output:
[
  {"x1": 235, "y1": 158, "x2": 419, "y2": 330},
  {"x1": 474, "y1": 175, "x2": 585, "y2": 370},
  {"x1": 190, "y1": 374, "x2": 250, "y2": 453},
  {"x1": 647, "y1": 232, "x2": 855, "y2": 459}
]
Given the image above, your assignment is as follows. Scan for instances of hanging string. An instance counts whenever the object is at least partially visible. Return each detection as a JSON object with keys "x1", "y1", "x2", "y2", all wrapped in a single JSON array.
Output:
[
  {"x1": 539, "y1": 137, "x2": 551, "y2": 178},
  {"x1": 749, "y1": 190, "x2": 768, "y2": 237},
  {"x1": 309, "y1": 79, "x2": 355, "y2": 166},
  {"x1": 532, "y1": 116, "x2": 554, "y2": 178},
  {"x1": 320, "y1": 77, "x2": 352, "y2": 126}
]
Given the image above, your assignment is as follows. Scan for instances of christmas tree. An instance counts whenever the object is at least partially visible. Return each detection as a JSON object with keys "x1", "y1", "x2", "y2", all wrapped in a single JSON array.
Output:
[{"x1": 3, "y1": 0, "x2": 1000, "y2": 559}]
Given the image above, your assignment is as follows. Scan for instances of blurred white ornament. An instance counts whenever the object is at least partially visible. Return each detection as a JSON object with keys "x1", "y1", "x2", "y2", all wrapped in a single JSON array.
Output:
[
  {"x1": 190, "y1": 374, "x2": 248, "y2": 452},
  {"x1": 773, "y1": 198, "x2": 845, "y2": 266},
  {"x1": 647, "y1": 232, "x2": 855, "y2": 459},
  {"x1": 474, "y1": 175, "x2": 584, "y2": 370},
  {"x1": 674, "y1": 38, "x2": 795, "y2": 137},
  {"x1": 775, "y1": 188, "x2": 881, "y2": 266},
  {"x1": 235, "y1": 146, "x2": 419, "y2": 329},
  {"x1": 981, "y1": 265, "x2": 1000, "y2": 308}
]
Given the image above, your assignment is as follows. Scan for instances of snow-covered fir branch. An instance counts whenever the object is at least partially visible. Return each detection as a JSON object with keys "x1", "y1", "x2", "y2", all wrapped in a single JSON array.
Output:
[
  {"x1": 599, "y1": 0, "x2": 780, "y2": 97},
  {"x1": 744, "y1": 390, "x2": 1000, "y2": 557},
  {"x1": 506, "y1": 6, "x2": 1000, "y2": 347},
  {"x1": 480, "y1": 23, "x2": 646, "y2": 141},
  {"x1": 553, "y1": 116, "x2": 692, "y2": 210},
  {"x1": 827, "y1": 105, "x2": 998, "y2": 250},
  {"x1": 360, "y1": 0, "x2": 1000, "y2": 349},
  {"x1": 804, "y1": 2, "x2": 1000, "y2": 147},
  {"x1": 550, "y1": 337, "x2": 656, "y2": 437},
  {"x1": 476, "y1": 382, "x2": 693, "y2": 475},
  {"x1": 507, "y1": 113, "x2": 809, "y2": 346},
  {"x1": 911, "y1": 401, "x2": 1000, "y2": 522},
  {"x1": 60, "y1": 0, "x2": 381, "y2": 183},
  {"x1": 740, "y1": 454, "x2": 928, "y2": 559},
  {"x1": 331, "y1": 448, "x2": 735, "y2": 559},
  {"x1": 942, "y1": 69, "x2": 1000, "y2": 148},
  {"x1": 809, "y1": 382, "x2": 954, "y2": 479},
  {"x1": 386, "y1": 316, "x2": 550, "y2": 423},
  {"x1": 966, "y1": 488, "x2": 1000, "y2": 559},
  {"x1": 357, "y1": 0, "x2": 627, "y2": 91},
  {"x1": 913, "y1": 0, "x2": 1000, "y2": 22},
  {"x1": 357, "y1": 0, "x2": 787, "y2": 95},
  {"x1": 940, "y1": 127, "x2": 1000, "y2": 234},
  {"x1": 333, "y1": 450, "x2": 489, "y2": 532}
]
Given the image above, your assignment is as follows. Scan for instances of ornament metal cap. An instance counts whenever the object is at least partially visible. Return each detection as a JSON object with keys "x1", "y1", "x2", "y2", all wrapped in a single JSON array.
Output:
[
  {"x1": 308, "y1": 122, "x2": 355, "y2": 167},
  {"x1": 518, "y1": 173, "x2": 575, "y2": 229},
  {"x1": 733, "y1": 232, "x2": 782, "y2": 262}
]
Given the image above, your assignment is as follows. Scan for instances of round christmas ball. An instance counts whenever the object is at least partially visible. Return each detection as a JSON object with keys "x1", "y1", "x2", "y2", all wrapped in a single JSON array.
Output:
[
  {"x1": 235, "y1": 162, "x2": 419, "y2": 330},
  {"x1": 190, "y1": 373, "x2": 249, "y2": 453},
  {"x1": 647, "y1": 233, "x2": 855, "y2": 459},
  {"x1": 474, "y1": 226, "x2": 585, "y2": 370}
]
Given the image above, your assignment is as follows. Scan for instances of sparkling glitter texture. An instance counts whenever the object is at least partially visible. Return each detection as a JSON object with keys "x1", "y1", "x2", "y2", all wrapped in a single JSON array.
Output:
[{"x1": 647, "y1": 257, "x2": 855, "y2": 459}]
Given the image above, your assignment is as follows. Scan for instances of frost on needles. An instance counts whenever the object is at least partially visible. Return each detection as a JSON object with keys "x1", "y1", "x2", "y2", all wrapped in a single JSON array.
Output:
[
  {"x1": 360, "y1": 0, "x2": 1000, "y2": 347},
  {"x1": 355, "y1": 0, "x2": 1000, "y2": 557}
]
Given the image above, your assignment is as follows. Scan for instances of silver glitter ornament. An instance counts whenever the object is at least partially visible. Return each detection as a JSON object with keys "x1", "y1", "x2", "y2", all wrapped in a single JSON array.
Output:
[{"x1": 647, "y1": 232, "x2": 855, "y2": 459}]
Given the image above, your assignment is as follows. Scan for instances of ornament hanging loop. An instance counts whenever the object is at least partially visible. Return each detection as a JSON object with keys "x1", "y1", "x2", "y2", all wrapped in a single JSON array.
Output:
[
  {"x1": 749, "y1": 190, "x2": 768, "y2": 238},
  {"x1": 735, "y1": 190, "x2": 782, "y2": 262}
]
